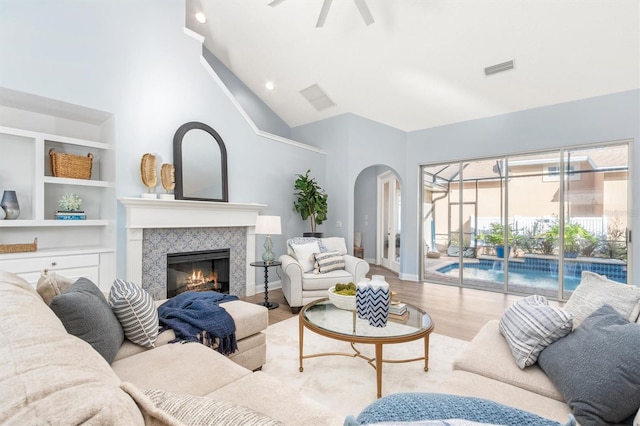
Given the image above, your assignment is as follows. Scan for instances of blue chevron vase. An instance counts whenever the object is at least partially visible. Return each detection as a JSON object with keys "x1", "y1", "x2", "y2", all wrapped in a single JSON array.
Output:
[
  {"x1": 356, "y1": 279, "x2": 370, "y2": 320},
  {"x1": 368, "y1": 284, "x2": 390, "y2": 327}
]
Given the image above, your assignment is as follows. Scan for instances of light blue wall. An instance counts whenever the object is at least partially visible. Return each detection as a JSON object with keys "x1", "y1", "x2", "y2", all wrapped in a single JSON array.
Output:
[
  {"x1": 202, "y1": 48, "x2": 291, "y2": 139},
  {"x1": 0, "y1": 0, "x2": 325, "y2": 284},
  {"x1": 291, "y1": 113, "x2": 406, "y2": 253},
  {"x1": 405, "y1": 90, "x2": 640, "y2": 280}
]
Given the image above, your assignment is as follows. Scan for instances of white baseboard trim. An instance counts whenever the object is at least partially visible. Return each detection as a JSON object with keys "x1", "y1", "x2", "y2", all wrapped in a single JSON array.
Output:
[{"x1": 399, "y1": 273, "x2": 418, "y2": 282}]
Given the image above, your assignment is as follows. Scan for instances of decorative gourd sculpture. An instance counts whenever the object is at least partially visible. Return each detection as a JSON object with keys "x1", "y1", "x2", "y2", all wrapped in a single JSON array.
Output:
[
  {"x1": 160, "y1": 163, "x2": 175, "y2": 199},
  {"x1": 161, "y1": 163, "x2": 175, "y2": 194},
  {"x1": 140, "y1": 153, "x2": 157, "y2": 196}
]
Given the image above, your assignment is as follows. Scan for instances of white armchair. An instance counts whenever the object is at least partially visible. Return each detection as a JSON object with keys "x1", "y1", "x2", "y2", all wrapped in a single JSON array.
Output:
[{"x1": 279, "y1": 237, "x2": 370, "y2": 313}]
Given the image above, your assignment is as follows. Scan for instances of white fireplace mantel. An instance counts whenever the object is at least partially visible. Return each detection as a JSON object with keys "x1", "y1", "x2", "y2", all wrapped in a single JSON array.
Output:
[{"x1": 119, "y1": 197, "x2": 266, "y2": 296}]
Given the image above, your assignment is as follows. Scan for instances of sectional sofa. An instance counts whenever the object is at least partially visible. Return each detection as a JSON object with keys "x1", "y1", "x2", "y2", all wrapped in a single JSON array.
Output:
[
  {"x1": 0, "y1": 270, "x2": 343, "y2": 425},
  {"x1": 440, "y1": 271, "x2": 640, "y2": 425}
]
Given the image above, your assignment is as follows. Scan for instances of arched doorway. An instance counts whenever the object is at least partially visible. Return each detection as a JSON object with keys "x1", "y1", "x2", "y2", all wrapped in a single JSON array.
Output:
[{"x1": 354, "y1": 165, "x2": 402, "y2": 274}]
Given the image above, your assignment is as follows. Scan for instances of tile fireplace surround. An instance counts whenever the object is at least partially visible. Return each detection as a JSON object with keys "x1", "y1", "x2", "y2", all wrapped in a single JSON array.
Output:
[{"x1": 119, "y1": 197, "x2": 265, "y2": 300}]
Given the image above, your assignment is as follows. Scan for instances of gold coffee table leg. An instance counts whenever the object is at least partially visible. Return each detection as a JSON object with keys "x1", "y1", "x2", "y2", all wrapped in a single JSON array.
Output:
[
  {"x1": 375, "y1": 343, "x2": 383, "y2": 398},
  {"x1": 299, "y1": 314, "x2": 304, "y2": 372},
  {"x1": 424, "y1": 335, "x2": 430, "y2": 371}
]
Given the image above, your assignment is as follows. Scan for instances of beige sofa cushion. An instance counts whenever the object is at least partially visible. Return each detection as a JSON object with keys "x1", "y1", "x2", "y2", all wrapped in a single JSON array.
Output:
[
  {"x1": 302, "y1": 269, "x2": 354, "y2": 291},
  {"x1": 440, "y1": 370, "x2": 572, "y2": 424},
  {"x1": 113, "y1": 300, "x2": 267, "y2": 362},
  {"x1": 112, "y1": 341, "x2": 251, "y2": 395},
  {"x1": 452, "y1": 320, "x2": 564, "y2": 401},
  {"x1": 207, "y1": 371, "x2": 346, "y2": 426},
  {"x1": 0, "y1": 270, "x2": 143, "y2": 425},
  {"x1": 220, "y1": 300, "x2": 268, "y2": 340}
]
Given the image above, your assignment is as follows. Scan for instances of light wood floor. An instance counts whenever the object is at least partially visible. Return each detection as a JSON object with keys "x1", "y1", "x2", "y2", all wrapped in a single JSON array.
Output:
[{"x1": 241, "y1": 264, "x2": 556, "y2": 341}]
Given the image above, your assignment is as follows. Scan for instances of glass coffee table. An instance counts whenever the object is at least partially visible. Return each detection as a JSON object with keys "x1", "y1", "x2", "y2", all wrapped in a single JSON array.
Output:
[{"x1": 299, "y1": 298, "x2": 434, "y2": 398}]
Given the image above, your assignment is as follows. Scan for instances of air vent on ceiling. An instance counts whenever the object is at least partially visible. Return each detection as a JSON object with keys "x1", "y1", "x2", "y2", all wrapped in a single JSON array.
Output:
[
  {"x1": 484, "y1": 60, "x2": 515, "y2": 76},
  {"x1": 300, "y1": 84, "x2": 335, "y2": 111}
]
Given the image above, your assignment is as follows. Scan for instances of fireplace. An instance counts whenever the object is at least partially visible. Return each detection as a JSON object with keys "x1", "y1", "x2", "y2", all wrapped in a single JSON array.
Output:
[
  {"x1": 167, "y1": 249, "x2": 230, "y2": 297},
  {"x1": 119, "y1": 197, "x2": 265, "y2": 300}
]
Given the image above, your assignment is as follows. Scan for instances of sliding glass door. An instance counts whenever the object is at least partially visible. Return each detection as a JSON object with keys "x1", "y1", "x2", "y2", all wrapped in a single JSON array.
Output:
[{"x1": 421, "y1": 140, "x2": 631, "y2": 300}]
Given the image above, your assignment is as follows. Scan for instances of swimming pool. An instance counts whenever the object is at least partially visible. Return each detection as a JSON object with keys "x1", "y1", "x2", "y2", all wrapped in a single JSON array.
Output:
[{"x1": 437, "y1": 263, "x2": 583, "y2": 291}]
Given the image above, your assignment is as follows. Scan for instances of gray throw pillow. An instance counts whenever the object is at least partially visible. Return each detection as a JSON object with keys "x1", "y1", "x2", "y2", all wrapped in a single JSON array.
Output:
[
  {"x1": 538, "y1": 304, "x2": 640, "y2": 425},
  {"x1": 50, "y1": 277, "x2": 124, "y2": 363}
]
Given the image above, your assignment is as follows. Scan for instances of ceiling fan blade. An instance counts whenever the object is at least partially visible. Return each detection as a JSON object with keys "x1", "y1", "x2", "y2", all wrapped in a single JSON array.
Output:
[
  {"x1": 316, "y1": 0, "x2": 333, "y2": 27},
  {"x1": 353, "y1": 0, "x2": 374, "y2": 26},
  {"x1": 268, "y1": 0, "x2": 286, "y2": 7}
]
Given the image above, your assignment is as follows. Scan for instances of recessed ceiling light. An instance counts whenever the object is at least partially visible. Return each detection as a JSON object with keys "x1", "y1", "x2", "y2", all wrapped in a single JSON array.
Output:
[
  {"x1": 195, "y1": 12, "x2": 207, "y2": 24},
  {"x1": 265, "y1": 81, "x2": 275, "y2": 91}
]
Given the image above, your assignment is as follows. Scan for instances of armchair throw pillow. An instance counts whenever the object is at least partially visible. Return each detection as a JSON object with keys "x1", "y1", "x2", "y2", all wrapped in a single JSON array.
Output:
[
  {"x1": 499, "y1": 294, "x2": 573, "y2": 369},
  {"x1": 313, "y1": 250, "x2": 345, "y2": 274},
  {"x1": 320, "y1": 237, "x2": 348, "y2": 254},
  {"x1": 109, "y1": 278, "x2": 159, "y2": 348},
  {"x1": 290, "y1": 241, "x2": 321, "y2": 273}
]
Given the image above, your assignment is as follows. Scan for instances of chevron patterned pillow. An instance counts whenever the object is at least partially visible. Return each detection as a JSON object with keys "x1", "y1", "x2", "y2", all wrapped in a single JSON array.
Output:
[{"x1": 109, "y1": 278, "x2": 159, "y2": 348}]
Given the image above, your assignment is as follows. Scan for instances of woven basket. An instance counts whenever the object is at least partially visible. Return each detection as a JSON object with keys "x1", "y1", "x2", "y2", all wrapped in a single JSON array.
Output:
[
  {"x1": 50, "y1": 149, "x2": 93, "y2": 179},
  {"x1": 0, "y1": 238, "x2": 37, "y2": 254}
]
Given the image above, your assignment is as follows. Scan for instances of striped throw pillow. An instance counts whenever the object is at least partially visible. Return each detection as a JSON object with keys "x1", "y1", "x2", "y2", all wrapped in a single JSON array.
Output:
[
  {"x1": 313, "y1": 251, "x2": 345, "y2": 274},
  {"x1": 499, "y1": 294, "x2": 573, "y2": 369},
  {"x1": 109, "y1": 278, "x2": 159, "y2": 348},
  {"x1": 141, "y1": 388, "x2": 283, "y2": 426}
]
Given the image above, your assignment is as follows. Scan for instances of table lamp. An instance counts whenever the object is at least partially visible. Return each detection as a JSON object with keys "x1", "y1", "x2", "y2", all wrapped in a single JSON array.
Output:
[{"x1": 255, "y1": 215, "x2": 281, "y2": 262}]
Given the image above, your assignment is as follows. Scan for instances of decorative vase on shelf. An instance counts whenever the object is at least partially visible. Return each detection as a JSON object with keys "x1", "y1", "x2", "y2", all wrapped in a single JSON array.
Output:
[{"x1": 1, "y1": 190, "x2": 20, "y2": 220}]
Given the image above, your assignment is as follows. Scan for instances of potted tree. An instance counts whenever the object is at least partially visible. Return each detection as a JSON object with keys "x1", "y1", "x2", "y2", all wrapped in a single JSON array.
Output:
[{"x1": 293, "y1": 169, "x2": 328, "y2": 237}]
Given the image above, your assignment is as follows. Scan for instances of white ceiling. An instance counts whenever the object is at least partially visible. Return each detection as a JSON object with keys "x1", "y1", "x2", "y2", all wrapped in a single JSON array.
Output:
[{"x1": 186, "y1": 0, "x2": 639, "y2": 132}]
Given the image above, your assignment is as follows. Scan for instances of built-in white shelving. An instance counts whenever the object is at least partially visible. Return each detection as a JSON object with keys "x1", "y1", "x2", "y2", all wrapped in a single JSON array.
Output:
[{"x1": 0, "y1": 92, "x2": 116, "y2": 289}]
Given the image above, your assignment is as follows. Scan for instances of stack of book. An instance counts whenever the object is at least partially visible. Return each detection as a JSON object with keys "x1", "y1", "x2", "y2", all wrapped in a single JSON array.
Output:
[
  {"x1": 55, "y1": 210, "x2": 86, "y2": 220},
  {"x1": 389, "y1": 301, "x2": 409, "y2": 322}
]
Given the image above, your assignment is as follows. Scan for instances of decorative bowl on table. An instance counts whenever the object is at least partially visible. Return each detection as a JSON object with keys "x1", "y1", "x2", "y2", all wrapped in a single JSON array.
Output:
[{"x1": 328, "y1": 284, "x2": 356, "y2": 311}]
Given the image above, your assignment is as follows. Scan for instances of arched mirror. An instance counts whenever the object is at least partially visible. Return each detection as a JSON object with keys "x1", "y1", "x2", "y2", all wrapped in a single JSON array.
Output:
[{"x1": 173, "y1": 122, "x2": 228, "y2": 202}]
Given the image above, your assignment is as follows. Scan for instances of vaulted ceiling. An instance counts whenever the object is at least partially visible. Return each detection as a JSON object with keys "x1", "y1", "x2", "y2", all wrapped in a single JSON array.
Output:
[{"x1": 185, "y1": 0, "x2": 639, "y2": 132}]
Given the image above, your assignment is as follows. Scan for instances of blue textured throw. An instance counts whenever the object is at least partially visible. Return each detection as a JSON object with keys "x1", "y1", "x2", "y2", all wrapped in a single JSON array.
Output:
[
  {"x1": 158, "y1": 291, "x2": 239, "y2": 355},
  {"x1": 344, "y1": 393, "x2": 576, "y2": 426}
]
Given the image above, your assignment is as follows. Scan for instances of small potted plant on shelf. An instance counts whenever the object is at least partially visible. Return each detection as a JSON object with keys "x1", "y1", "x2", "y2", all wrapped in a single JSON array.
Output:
[
  {"x1": 293, "y1": 169, "x2": 328, "y2": 237},
  {"x1": 56, "y1": 193, "x2": 85, "y2": 220}
]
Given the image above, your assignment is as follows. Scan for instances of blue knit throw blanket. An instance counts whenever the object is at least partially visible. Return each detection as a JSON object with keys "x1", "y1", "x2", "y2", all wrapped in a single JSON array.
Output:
[{"x1": 158, "y1": 291, "x2": 239, "y2": 355}]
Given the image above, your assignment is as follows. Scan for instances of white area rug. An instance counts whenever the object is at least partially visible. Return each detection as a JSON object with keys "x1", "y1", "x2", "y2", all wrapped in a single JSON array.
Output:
[{"x1": 261, "y1": 316, "x2": 468, "y2": 418}]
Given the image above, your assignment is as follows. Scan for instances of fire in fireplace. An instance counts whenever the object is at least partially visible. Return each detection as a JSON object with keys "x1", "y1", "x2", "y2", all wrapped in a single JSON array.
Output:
[{"x1": 166, "y1": 249, "x2": 230, "y2": 298}]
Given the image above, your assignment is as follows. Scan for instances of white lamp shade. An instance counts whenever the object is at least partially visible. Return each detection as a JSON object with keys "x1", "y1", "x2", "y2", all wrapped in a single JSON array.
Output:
[{"x1": 255, "y1": 215, "x2": 281, "y2": 235}]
